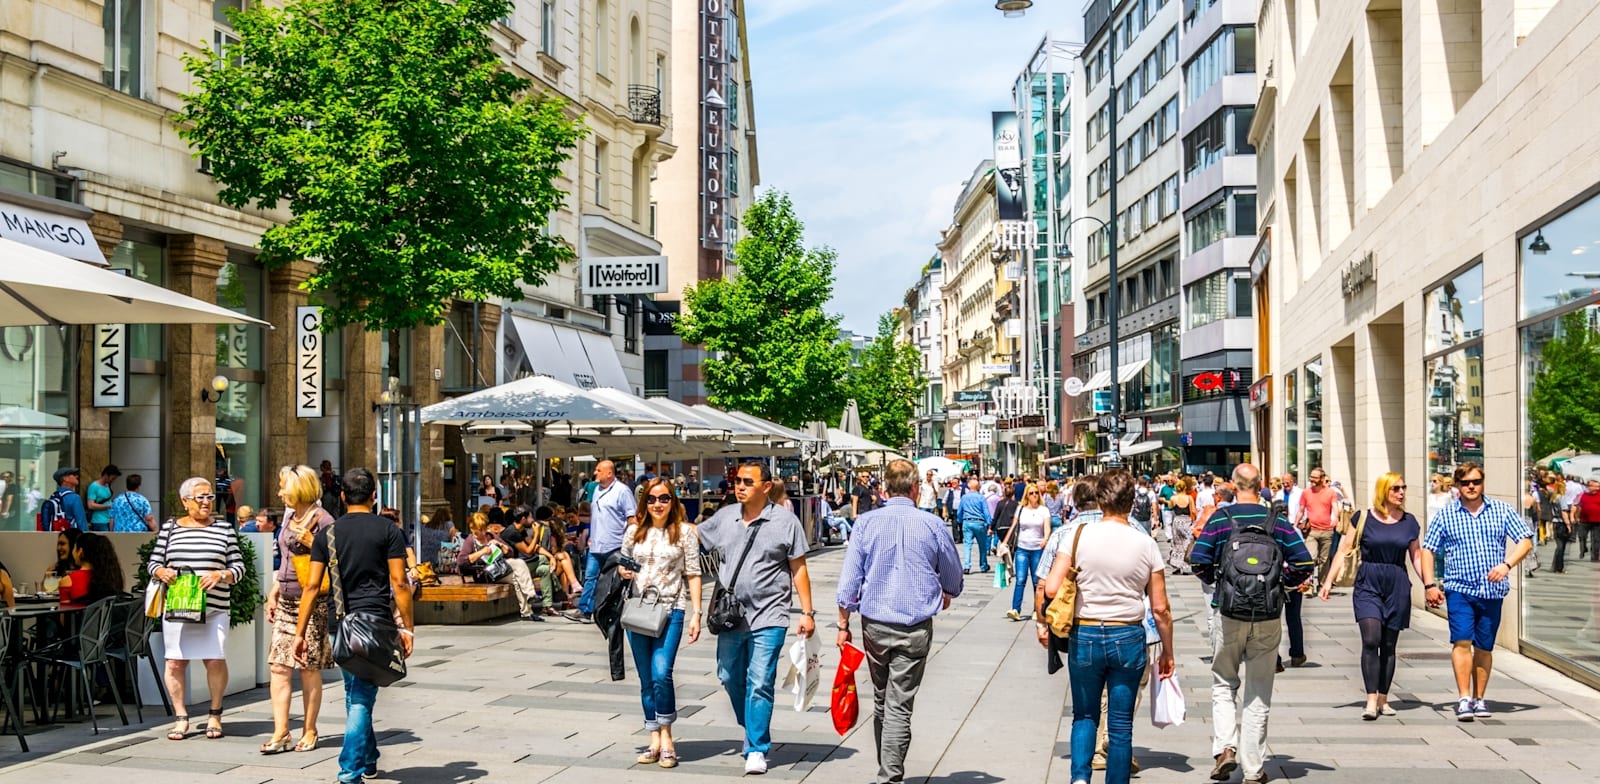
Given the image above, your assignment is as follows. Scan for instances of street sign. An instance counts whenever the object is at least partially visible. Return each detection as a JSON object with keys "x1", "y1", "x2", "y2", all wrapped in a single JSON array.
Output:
[
  {"x1": 977, "y1": 414, "x2": 998, "y2": 426},
  {"x1": 1098, "y1": 414, "x2": 1117, "y2": 431},
  {"x1": 1092, "y1": 390, "x2": 1112, "y2": 414},
  {"x1": 580, "y1": 255, "x2": 669, "y2": 295},
  {"x1": 1123, "y1": 417, "x2": 1145, "y2": 438},
  {"x1": 954, "y1": 390, "x2": 992, "y2": 403},
  {"x1": 980, "y1": 363, "x2": 1013, "y2": 374},
  {"x1": 1063, "y1": 376, "x2": 1085, "y2": 397},
  {"x1": 976, "y1": 428, "x2": 994, "y2": 445}
]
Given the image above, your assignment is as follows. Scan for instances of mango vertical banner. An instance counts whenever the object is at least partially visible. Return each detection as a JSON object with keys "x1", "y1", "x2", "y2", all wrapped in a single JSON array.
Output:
[
  {"x1": 92, "y1": 322, "x2": 127, "y2": 408},
  {"x1": 295, "y1": 306, "x2": 324, "y2": 418},
  {"x1": 992, "y1": 111, "x2": 1024, "y2": 221}
]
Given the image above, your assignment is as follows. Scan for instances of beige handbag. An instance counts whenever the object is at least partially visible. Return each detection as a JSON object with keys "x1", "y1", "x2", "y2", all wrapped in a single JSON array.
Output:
[{"x1": 1044, "y1": 524, "x2": 1088, "y2": 637}]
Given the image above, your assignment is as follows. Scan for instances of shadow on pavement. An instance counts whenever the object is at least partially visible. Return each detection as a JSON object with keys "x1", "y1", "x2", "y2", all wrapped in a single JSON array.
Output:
[
  {"x1": 1272, "y1": 755, "x2": 1337, "y2": 778},
  {"x1": 374, "y1": 760, "x2": 487, "y2": 782},
  {"x1": 1135, "y1": 748, "x2": 1197, "y2": 773},
  {"x1": 919, "y1": 771, "x2": 1004, "y2": 784},
  {"x1": 671, "y1": 738, "x2": 743, "y2": 762}
]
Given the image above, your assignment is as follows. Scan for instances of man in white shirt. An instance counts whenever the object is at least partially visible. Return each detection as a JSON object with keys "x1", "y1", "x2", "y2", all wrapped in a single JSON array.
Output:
[
  {"x1": 1280, "y1": 473, "x2": 1304, "y2": 523},
  {"x1": 917, "y1": 470, "x2": 940, "y2": 515}
]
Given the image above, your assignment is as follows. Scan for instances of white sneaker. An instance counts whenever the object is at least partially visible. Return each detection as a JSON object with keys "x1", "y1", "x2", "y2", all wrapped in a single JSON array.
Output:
[{"x1": 744, "y1": 751, "x2": 768, "y2": 775}]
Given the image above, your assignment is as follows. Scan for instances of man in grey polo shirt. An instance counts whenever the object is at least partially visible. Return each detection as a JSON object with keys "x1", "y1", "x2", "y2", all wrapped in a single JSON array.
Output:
[
  {"x1": 698, "y1": 462, "x2": 815, "y2": 775},
  {"x1": 570, "y1": 459, "x2": 636, "y2": 623}
]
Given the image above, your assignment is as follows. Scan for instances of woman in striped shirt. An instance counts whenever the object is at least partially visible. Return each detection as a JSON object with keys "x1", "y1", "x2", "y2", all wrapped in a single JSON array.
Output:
[{"x1": 148, "y1": 476, "x2": 246, "y2": 741}]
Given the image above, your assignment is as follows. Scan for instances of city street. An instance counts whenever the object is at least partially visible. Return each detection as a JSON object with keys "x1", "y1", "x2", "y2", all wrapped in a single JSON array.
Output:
[{"x1": 1, "y1": 541, "x2": 1598, "y2": 783}]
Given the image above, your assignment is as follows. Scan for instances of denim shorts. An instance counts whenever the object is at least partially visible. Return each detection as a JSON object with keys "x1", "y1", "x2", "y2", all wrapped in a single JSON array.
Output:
[{"x1": 1445, "y1": 592, "x2": 1504, "y2": 651}]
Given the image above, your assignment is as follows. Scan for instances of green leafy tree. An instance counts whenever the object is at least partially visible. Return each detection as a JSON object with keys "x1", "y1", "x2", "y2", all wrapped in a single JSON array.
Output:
[
  {"x1": 175, "y1": 0, "x2": 584, "y2": 339},
  {"x1": 675, "y1": 192, "x2": 850, "y2": 428},
  {"x1": 845, "y1": 313, "x2": 926, "y2": 449},
  {"x1": 1528, "y1": 311, "x2": 1600, "y2": 459}
]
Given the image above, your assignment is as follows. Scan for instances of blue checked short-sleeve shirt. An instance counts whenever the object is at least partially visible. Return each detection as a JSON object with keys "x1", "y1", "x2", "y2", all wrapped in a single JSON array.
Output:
[{"x1": 1421, "y1": 496, "x2": 1533, "y2": 599}]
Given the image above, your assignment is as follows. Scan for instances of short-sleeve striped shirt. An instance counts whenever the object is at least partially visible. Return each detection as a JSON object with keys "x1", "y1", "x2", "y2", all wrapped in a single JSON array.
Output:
[
  {"x1": 147, "y1": 518, "x2": 246, "y2": 616},
  {"x1": 1421, "y1": 496, "x2": 1533, "y2": 599}
]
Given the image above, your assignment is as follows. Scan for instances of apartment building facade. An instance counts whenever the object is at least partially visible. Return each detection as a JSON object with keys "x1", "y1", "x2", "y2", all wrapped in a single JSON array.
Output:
[
  {"x1": 1252, "y1": 0, "x2": 1598, "y2": 682},
  {"x1": 904, "y1": 257, "x2": 945, "y2": 456}
]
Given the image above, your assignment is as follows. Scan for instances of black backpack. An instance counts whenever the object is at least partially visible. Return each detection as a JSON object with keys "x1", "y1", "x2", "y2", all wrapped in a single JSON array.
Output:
[
  {"x1": 1215, "y1": 505, "x2": 1287, "y2": 623},
  {"x1": 1131, "y1": 488, "x2": 1153, "y2": 523}
]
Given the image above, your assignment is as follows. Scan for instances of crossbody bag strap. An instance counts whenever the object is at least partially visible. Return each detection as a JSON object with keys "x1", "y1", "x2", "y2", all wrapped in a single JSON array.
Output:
[
  {"x1": 1066, "y1": 520, "x2": 1087, "y2": 567},
  {"x1": 721, "y1": 520, "x2": 766, "y2": 592},
  {"x1": 328, "y1": 524, "x2": 346, "y2": 621}
]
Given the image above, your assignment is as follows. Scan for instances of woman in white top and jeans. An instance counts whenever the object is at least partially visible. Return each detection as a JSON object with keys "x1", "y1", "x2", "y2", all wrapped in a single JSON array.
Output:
[
  {"x1": 619, "y1": 478, "x2": 703, "y2": 769},
  {"x1": 1044, "y1": 469, "x2": 1175, "y2": 784},
  {"x1": 1006, "y1": 484, "x2": 1054, "y2": 620}
]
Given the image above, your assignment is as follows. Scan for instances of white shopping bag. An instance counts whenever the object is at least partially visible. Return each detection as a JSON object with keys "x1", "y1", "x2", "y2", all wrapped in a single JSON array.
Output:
[
  {"x1": 1150, "y1": 672, "x2": 1185, "y2": 728},
  {"x1": 780, "y1": 634, "x2": 823, "y2": 711}
]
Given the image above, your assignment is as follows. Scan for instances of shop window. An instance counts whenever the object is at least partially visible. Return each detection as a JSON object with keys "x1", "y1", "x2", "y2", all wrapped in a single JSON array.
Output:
[
  {"x1": 215, "y1": 256, "x2": 266, "y2": 511},
  {"x1": 1284, "y1": 368, "x2": 1299, "y2": 478},
  {"x1": 1521, "y1": 193, "x2": 1600, "y2": 320},
  {"x1": 643, "y1": 349, "x2": 668, "y2": 397},
  {"x1": 0, "y1": 325, "x2": 71, "y2": 530},
  {"x1": 107, "y1": 237, "x2": 166, "y2": 362},
  {"x1": 1425, "y1": 263, "x2": 1484, "y2": 354}
]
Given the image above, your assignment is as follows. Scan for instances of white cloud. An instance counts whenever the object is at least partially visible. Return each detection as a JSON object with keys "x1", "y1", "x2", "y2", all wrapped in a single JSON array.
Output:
[{"x1": 747, "y1": 0, "x2": 1079, "y2": 333}]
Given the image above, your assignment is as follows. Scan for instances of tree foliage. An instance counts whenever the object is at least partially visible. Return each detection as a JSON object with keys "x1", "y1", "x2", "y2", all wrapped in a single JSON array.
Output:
[
  {"x1": 675, "y1": 192, "x2": 850, "y2": 429},
  {"x1": 1528, "y1": 311, "x2": 1600, "y2": 458},
  {"x1": 845, "y1": 312, "x2": 925, "y2": 449},
  {"x1": 175, "y1": 0, "x2": 584, "y2": 332}
]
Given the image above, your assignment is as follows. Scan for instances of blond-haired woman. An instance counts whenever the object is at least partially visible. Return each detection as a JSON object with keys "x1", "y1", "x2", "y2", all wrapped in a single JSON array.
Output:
[
  {"x1": 261, "y1": 465, "x2": 337, "y2": 753},
  {"x1": 1320, "y1": 473, "x2": 1422, "y2": 719},
  {"x1": 1004, "y1": 484, "x2": 1052, "y2": 620},
  {"x1": 618, "y1": 478, "x2": 702, "y2": 768},
  {"x1": 1165, "y1": 477, "x2": 1196, "y2": 574},
  {"x1": 148, "y1": 477, "x2": 245, "y2": 740}
]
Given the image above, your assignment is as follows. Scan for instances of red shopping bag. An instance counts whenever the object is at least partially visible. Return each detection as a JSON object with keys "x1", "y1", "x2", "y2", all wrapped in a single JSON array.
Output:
[{"x1": 831, "y1": 642, "x2": 866, "y2": 735}]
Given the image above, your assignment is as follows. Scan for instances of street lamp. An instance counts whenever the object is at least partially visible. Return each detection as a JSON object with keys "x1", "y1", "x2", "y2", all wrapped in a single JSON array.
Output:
[{"x1": 995, "y1": 0, "x2": 1033, "y2": 17}]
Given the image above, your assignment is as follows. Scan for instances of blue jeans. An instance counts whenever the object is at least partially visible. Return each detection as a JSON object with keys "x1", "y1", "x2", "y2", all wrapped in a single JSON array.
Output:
[
  {"x1": 1069, "y1": 624, "x2": 1147, "y2": 784},
  {"x1": 962, "y1": 522, "x2": 990, "y2": 571},
  {"x1": 1011, "y1": 547, "x2": 1042, "y2": 612},
  {"x1": 338, "y1": 670, "x2": 381, "y2": 783},
  {"x1": 628, "y1": 609, "x2": 686, "y2": 730},
  {"x1": 577, "y1": 548, "x2": 617, "y2": 614},
  {"x1": 714, "y1": 625, "x2": 787, "y2": 756}
]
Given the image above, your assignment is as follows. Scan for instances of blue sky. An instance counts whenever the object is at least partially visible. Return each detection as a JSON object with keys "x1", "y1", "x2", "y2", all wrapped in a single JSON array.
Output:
[{"x1": 746, "y1": 1, "x2": 1082, "y2": 334}]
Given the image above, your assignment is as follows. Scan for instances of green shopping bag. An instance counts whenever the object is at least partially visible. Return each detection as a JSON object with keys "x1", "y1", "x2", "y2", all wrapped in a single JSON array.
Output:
[
  {"x1": 993, "y1": 561, "x2": 1009, "y2": 588},
  {"x1": 164, "y1": 570, "x2": 207, "y2": 624}
]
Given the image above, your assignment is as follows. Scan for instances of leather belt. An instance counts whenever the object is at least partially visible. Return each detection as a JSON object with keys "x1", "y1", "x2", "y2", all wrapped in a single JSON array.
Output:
[{"x1": 1076, "y1": 618, "x2": 1140, "y2": 626}]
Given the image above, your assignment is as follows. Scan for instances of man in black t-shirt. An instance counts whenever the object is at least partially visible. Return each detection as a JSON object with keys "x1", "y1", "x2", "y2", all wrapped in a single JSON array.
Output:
[
  {"x1": 851, "y1": 471, "x2": 878, "y2": 518},
  {"x1": 499, "y1": 505, "x2": 553, "y2": 618},
  {"x1": 295, "y1": 468, "x2": 412, "y2": 784}
]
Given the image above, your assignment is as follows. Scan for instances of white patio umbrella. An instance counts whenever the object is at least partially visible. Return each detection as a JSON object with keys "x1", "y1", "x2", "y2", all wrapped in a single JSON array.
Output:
[
  {"x1": 916, "y1": 456, "x2": 964, "y2": 480},
  {"x1": 840, "y1": 399, "x2": 863, "y2": 436},
  {"x1": 0, "y1": 238, "x2": 269, "y2": 327},
  {"x1": 419, "y1": 375, "x2": 674, "y2": 428}
]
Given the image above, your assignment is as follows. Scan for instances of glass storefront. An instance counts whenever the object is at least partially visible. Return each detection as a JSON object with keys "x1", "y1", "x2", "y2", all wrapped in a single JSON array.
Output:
[
  {"x1": 216, "y1": 257, "x2": 266, "y2": 513},
  {"x1": 1519, "y1": 192, "x2": 1600, "y2": 682},
  {"x1": 0, "y1": 326, "x2": 72, "y2": 530},
  {"x1": 1303, "y1": 358, "x2": 1323, "y2": 472},
  {"x1": 1283, "y1": 367, "x2": 1299, "y2": 479},
  {"x1": 107, "y1": 236, "x2": 168, "y2": 518},
  {"x1": 1424, "y1": 262, "x2": 1486, "y2": 486}
]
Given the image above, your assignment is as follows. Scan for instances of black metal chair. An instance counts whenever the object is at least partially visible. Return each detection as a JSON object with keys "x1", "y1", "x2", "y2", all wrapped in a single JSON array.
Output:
[
  {"x1": 27, "y1": 597, "x2": 127, "y2": 734},
  {"x1": 0, "y1": 613, "x2": 30, "y2": 751},
  {"x1": 106, "y1": 596, "x2": 168, "y2": 722}
]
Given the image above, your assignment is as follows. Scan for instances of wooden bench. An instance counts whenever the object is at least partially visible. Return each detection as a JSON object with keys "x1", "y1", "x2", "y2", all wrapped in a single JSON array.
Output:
[{"x1": 414, "y1": 583, "x2": 518, "y2": 625}]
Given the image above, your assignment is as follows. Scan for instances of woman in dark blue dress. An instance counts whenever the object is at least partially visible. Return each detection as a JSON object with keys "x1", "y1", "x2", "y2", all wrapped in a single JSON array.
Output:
[{"x1": 1320, "y1": 472, "x2": 1423, "y2": 720}]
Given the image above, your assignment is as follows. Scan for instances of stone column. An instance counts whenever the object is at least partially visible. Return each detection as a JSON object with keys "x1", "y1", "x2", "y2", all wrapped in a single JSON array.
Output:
[
  {"x1": 266, "y1": 260, "x2": 315, "y2": 482},
  {"x1": 75, "y1": 212, "x2": 125, "y2": 474},
  {"x1": 167, "y1": 236, "x2": 227, "y2": 486},
  {"x1": 342, "y1": 327, "x2": 383, "y2": 472},
  {"x1": 412, "y1": 323, "x2": 445, "y2": 507}
]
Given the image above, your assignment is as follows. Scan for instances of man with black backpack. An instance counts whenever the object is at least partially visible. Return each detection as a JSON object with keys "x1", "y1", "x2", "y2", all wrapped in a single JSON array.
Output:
[{"x1": 1189, "y1": 463, "x2": 1314, "y2": 784}]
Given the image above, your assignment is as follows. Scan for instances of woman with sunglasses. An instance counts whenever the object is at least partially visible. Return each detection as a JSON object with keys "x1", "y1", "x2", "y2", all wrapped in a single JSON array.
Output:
[
  {"x1": 1319, "y1": 472, "x2": 1423, "y2": 719},
  {"x1": 148, "y1": 476, "x2": 246, "y2": 741},
  {"x1": 618, "y1": 478, "x2": 703, "y2": 768},
  {"x1": 1004, "y1": 484, "x2": 1052, "y2": 620}
]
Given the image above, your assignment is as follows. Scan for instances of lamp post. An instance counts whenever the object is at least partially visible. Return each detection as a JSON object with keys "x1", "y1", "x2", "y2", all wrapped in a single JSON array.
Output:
[{"x1": 999, "y1": 8, "x2": 1122, "y2": 468}]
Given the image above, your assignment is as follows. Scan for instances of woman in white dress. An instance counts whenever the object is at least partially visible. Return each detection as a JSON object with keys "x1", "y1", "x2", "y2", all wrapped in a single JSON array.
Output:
[{"x1": 148, "y1": 476, "x2": 246, "y2": 741}]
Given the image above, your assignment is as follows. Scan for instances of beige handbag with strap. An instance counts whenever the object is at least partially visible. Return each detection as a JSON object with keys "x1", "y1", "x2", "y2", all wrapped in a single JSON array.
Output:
[
  {"x1": 1044, "y1": 524, "x2": 1089, "y2": 637},
  {"x1": 1334, "y1": 510, "x2": 1368, "y2": 588}
]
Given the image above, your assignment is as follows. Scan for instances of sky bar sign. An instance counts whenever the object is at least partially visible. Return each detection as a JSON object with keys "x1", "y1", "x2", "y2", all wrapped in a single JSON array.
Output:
[
  {"x1": 699, "y1": 0, "x2": 731, "y2": 279},
  {"x1": 295, "y1": 306, "x2": 324, "y2": 418},
  {"x1": 581, "y1": 256, "x2": 669, "y2": 296}
]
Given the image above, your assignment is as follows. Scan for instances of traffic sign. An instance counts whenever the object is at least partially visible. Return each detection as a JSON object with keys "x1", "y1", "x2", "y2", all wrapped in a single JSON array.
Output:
[
  {"x1": 1098, "y1": 414, "x2": 1117, "y2": 431},
  {"x1": 1064, "y1": 376, "x2": 1085, "y2": 397},
  {"x1": 1092, "y1": 390, "x2": 1112, "y2": 414}
]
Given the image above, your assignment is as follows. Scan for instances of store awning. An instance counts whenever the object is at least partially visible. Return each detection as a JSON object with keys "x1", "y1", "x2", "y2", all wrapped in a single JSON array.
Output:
[
  {"x1": 1080, "y1": 369, "x2": 1113, "y2": 392},
  {"x1": 1118, "y1": 358, "x2": 1150, "y2": 384},
  {"x1": 1120, "y1": 440, "x2": 1164, "y2": 457},
  {"x1": 510, "y1": 315, "x2": 629, "y2": 391},
  {"x1": 0, "y1": 198, "x2": 106, "y2": 264}
]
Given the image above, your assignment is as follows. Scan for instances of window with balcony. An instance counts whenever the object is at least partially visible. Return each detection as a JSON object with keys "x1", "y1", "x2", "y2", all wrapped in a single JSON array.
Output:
[
  {"x1": 104, "y1": 0, "x2": 145, "y2": 97},
  {"x1": 1186, "y1": 271, "x2": 1251, "y2": 329},
  {"x1": 1184, "y1": 106, "x2": 1256, "y2": 178},
  {"x1": 1184, "y1": 26, "x2": 1256, "y2": 104},
  {"x1": 1185, "y1": 189, "x2": 1256, "y2": 253}
]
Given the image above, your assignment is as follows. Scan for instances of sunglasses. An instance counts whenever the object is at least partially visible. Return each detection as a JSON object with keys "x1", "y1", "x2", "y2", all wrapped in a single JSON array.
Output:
[
  {"x1": 1391, "y1": 485, "x2": 1407, "y2": 491},
  {"x1": 646, "y1": 494, "x2": 674, "y2": 505},
  {"x1": 186, "y1": 494, "x2": 216, "y2": 502},
  {"x1": 733, "y1": 477, "x2": 762, "y2": 487},
  {"x1": 1458, "y1": 478, "x2": 1484, "y2": 487}
]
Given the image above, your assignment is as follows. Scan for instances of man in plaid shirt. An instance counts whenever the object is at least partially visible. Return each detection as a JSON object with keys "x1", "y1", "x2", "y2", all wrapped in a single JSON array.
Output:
[{"x1": 1420, "y1": 462, "x2": 1534, "y2": 722}]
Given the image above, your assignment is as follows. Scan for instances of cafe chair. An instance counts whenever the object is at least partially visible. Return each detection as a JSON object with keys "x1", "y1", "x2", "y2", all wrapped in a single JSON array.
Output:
[
  {"x1": 106, "y1": 596, "x2": 168, "y2": 722},
  {"x1": 0, "y1": 614, "x2": 30, "y2": 751},
  {"x1": 27, "y1": 597, "x2": 127, "y2": 734}
]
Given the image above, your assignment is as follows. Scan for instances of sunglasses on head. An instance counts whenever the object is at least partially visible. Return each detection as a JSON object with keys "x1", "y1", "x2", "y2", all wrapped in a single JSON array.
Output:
[{"x1": 646, "y1": 493, "x2": 674, "y2": 505}]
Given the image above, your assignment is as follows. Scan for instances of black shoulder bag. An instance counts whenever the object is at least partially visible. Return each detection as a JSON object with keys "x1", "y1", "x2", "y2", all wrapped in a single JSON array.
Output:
[
  {"x1": 328, "y1": 524, "x2": 409, "y2": 687},
  {"x1": 706, "y1": 519, "x2": 765, "y2": 635}
]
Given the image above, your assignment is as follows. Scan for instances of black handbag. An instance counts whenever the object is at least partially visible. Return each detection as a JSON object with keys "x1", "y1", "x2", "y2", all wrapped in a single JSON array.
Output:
[
  {"x1": 482, "y1": 552, "x2": 512, "y2": 582},
  {"x1": 707, "y1": 520, "x2": 764, "y2": 635},
  {"x1": 327, "y1": 525, "x2": 408, "y2": 688}
]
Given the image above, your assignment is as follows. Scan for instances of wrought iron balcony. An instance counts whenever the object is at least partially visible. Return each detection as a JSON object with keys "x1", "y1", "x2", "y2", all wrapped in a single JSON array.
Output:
[{"x1": 627, "y1": 85, "x2": 661, "y2": 126}]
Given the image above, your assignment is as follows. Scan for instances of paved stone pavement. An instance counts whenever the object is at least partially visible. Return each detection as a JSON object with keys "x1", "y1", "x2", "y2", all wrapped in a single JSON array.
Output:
[{"x1": 2, "y1": 540, "x2": 1599, "y2": 783}]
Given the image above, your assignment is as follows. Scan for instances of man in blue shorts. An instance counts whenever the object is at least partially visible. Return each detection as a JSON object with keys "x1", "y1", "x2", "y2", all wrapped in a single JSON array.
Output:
[{"x1": 1420, "y1": 462, "x2": 1533, "y2": 722}]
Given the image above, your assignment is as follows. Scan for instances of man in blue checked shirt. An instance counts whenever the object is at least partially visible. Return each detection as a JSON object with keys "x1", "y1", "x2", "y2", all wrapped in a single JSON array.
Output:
[
  {"x1": 1420, "y1": 461, "x2": 1533, "y2": 723},
  {"x1": 836, "y1": 459, "x2": 963, "y2": 784}
]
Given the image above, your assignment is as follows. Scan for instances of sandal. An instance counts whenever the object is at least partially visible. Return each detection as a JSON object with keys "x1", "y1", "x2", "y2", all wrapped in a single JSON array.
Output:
[
  {"x1": 260, "y1": 733, "x2": 294, "y2": 754},
  {"x1": 659, "y1": 749, "x2": 679, "y2": 769},
  {"x1": 167, "y1": 716, "x2": 190, "y2": 741},
  {"x1": 637, "y1": 748, "x2": 661, "y2": 764},
  {"x1": 294, "y1": 730, "x2": 319, "y2": 752},
  {"x1": 205, "y1": 708, "x2": 225, "y2": 739}
]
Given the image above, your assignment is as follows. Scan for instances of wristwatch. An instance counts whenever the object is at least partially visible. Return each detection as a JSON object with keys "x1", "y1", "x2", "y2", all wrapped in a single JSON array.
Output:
[
  {"x1": 1424, "y1": 582, "x2": 1438, "y2": 590},
  {"x1": 801, "y1": 610, "x2": 817, "y2": 618},
  {"x1": 833, "y1": 622, "x2": 849, "y2": 631}
]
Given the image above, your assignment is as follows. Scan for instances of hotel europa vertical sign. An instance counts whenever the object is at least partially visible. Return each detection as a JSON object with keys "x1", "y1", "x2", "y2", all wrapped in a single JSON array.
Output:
[
  {"x1": 295, "y1": 306, "x2": 324, "y2": 418},
  {"x1": 699, "y1": 0, "x2": 731, "y2": 279}
]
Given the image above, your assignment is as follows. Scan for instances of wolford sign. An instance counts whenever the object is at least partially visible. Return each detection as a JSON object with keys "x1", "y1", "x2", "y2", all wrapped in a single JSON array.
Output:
[
  {"x1": 580, "y1": 255, "x2": 669, "y2": 295},
  {"x1": 0, "y1": 202, "x2": 107, "y2": 264},
  {"x1": 295, "y1": 306, "x2": 324, "y2": 418}
]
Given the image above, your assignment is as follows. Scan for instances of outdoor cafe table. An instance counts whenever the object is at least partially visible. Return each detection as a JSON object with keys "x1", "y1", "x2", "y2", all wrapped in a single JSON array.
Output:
[{"x1": 3, "y1": 602, "x2": 88, "y2": 725}]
